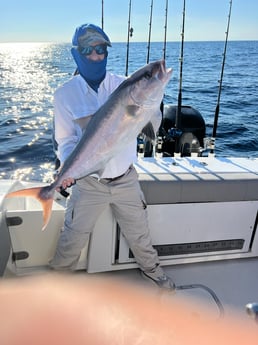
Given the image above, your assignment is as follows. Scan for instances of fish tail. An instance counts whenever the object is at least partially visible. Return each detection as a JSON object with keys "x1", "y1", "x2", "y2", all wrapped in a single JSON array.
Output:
[{"x1": 5, "y1": 186, "x2": 55, "y2": 231}]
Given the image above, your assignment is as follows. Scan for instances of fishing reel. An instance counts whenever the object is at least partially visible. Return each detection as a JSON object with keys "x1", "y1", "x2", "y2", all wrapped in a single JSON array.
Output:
[
  {"x1": 137, "y1": 104, "x2": 206, "y2": 157},
  {"x1": 137, "y1": 133, "x2": 154, "y2": 157},
  {"x1": 137, "y1": 104, "x2": 206, "y2": 158},
  {"x1": 157, "y1": 104, "x2": 206, "y2": 157}
]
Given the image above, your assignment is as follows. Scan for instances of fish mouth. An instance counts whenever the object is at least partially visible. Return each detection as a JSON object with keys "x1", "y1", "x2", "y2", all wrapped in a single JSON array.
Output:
[{"x1": 154, "y1": 59, "x2": 173, "y2": 83}]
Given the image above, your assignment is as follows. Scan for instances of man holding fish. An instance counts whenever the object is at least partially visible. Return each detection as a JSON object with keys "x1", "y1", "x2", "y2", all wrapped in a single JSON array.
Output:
[{"x1": 6, "y1": 23, "x2": 175, "y2": 290}]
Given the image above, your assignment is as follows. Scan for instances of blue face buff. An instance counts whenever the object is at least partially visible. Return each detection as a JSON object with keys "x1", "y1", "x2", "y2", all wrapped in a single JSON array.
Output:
[{"x1": 71, "y1": 47, "x2": 107, "y2": 92}]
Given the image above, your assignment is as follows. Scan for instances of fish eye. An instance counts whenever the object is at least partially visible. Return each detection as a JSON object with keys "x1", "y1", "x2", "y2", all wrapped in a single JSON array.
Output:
[{"x1": 144, "y1": 71, "x2": 152, "y2": 79}]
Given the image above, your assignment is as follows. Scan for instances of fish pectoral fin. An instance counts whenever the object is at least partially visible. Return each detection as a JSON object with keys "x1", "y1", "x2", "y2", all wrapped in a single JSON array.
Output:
[
  {"x1": 5, "y1": 186, "x2": 54, "y2": 231},
  {"x1": 126, "y1": 105, "x2": 140, "y2": 117},
  {"x1": 141, "y1": 110, "x2": 162, "y2": 140},
  {"x1": 140, "y1": 122, "x2": 156, "y2": 140}
]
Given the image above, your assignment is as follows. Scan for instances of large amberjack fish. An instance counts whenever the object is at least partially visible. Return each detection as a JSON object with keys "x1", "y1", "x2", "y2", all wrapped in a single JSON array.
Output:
[{"x1": 5, "y1": 60, "x2": 172, "y2": 230}]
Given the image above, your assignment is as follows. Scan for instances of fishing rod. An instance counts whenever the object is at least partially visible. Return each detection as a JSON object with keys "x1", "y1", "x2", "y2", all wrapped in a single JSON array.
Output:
[
  {"x1": 125, "y1": 0, "x2": 133, "y2": 76},
  {"x1": 211, "y1": 0, "x2": 233, "y2": 154},
  {"x1": 174, "y1": 0, "x2": 186, "y2": 153},
  {"x1": 101, "y1": 0, "x2": 104, "y2": 29},
  {"x1": 163, "y1": 0, "x2": 168, "y2": 60},
  {"x1": 160, "y1": 0, "x2": 169, "y2": 112},
  {"x1": 156, "y1": 0, "x2": 169, "y2": 155},
  {"x1": 146, "y1": 0, "x2": 154, "y2": 64}
]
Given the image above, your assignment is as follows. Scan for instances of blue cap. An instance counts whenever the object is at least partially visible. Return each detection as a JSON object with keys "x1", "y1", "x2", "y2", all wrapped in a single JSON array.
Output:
[{"x1": 72, "y1": 23, "x2": 111, "y2": 48}]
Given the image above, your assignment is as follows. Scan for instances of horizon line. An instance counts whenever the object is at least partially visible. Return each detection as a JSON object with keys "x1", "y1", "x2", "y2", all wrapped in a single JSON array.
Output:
[{"x1": 0, "y1": 39, "x2": 257, "y2": 44}]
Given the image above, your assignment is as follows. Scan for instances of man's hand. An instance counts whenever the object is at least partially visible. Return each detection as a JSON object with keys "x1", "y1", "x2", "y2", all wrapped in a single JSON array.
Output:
[
  {"x1": 54, "y1": 163, "x2": 75, "y2": 192},
  {"x1": 56, "y1": 178, "x2": 76, "y2": 192}
]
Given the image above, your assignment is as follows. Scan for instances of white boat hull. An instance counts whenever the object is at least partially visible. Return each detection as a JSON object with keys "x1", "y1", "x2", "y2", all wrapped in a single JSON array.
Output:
[
  {"x1": 1, "y1": 156, "x2": 258, "y2": 274},
  {"x1": 1, "y1": 156, "x2": 258, "y2": 315}
]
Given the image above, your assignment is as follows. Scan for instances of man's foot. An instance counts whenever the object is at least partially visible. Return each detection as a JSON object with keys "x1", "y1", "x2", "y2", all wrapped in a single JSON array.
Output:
[{"x1": 141, "y1": 267, "x2": 176, "y2": 291}]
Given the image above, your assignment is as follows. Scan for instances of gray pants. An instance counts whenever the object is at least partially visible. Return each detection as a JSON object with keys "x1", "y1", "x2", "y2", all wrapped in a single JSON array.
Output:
[{"x1": 50, "y1": 166, "x2": 160, "y2": 272}]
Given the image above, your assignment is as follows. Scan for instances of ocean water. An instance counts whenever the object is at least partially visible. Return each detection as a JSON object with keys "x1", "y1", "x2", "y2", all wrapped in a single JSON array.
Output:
[{"x1": 0, "y1": 41, "x2": 257, "y2": 182}]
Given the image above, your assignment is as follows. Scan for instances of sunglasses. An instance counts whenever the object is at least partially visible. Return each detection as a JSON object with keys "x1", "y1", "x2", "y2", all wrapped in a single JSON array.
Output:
[{"x1": 79, "y1": 44, "x2": 107, "y2": 56}]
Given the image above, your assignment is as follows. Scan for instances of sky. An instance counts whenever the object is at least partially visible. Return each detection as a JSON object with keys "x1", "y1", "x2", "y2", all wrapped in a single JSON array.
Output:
[{"x1": 0, "y1": 0, "x2": 257, "y2": 43}]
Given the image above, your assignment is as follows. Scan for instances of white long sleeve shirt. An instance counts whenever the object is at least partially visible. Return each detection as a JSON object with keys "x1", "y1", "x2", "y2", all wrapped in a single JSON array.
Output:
[{"x1": 54, "y1": 72, "x2": 138, "y2": 179}]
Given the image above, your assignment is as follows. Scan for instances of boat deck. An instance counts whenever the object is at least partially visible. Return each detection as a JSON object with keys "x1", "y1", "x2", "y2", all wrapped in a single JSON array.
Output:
[
  {"x1": 93, "y1": 256, "x2": 258, "y2": 320},
  {"x1": 1, "y1": 156, "x2": 258, "y2": 321}
]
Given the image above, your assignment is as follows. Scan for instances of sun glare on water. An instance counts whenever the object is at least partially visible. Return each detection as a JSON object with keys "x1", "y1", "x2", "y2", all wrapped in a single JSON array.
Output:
[{"x1": 0, "y1": 42, "x2": 57, "y2": 182}]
